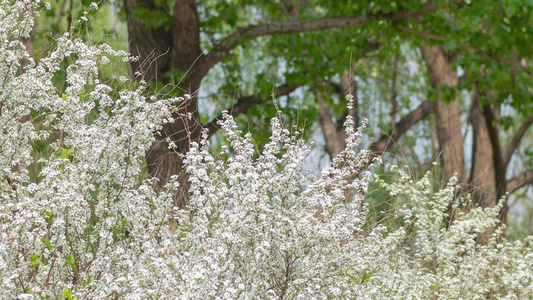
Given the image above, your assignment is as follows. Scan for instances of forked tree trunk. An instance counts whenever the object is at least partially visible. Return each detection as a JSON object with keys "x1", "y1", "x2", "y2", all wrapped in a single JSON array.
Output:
[{"x1": 421, "y1": 45, "x2": 510, "y2": 243}]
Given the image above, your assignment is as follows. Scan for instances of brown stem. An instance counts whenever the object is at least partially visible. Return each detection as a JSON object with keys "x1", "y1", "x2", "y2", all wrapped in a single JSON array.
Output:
[{"x1": 390, "y1": 54, "x2": 400, "y2": 129}]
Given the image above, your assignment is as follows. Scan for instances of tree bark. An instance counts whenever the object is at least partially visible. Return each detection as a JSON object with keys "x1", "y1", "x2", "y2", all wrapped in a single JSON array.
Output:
[
  {"x1": 507, "y1": 169, "x2": 533, "y2": 194},
  {"x1": 124, "y1": 0, "x2": 173, "y2": 84},
  {"x1": 469, "y1": 90, "x2": 499, "y2": 244},
  {"x1": 420, "y1": 45, "x2": 467, "y2": 185},
  {"x1": 503, "y1": 116, "x2": 533, "y2": 169},
  {"x1": 125, "y1": 0, "x2": 204, "y2": 207},
  {"x1": 470, "y1": 91, "x2": 497, "y2": 208},
  {"x1": 315, "y1": 77, "x2": 345, "y2": 159}
]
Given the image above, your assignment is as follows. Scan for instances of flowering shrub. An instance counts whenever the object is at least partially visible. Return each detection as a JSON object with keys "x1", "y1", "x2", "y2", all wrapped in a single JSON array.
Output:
[{"x1": 1, "y1": 0, "x2": 533, "y2": 299}]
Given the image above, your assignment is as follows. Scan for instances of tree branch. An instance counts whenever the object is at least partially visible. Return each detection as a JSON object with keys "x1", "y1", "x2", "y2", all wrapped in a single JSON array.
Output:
[
  {"x1": 201, "y1": 4, "x2": 437, "y2": 73},
  {"x1": 503, "y1": 116, "x2": 533, "y2": 169},
  {"x1": 204, "y1": 84, "x2": 299, "y2": 137},
  {"x1": 507, "y1": 169, "x2": 533, "y2": 194},
  {"x1": 482, "y1": 104, "x2": 506, "y2": 200},
  {"x1": 315, "y1": 77, "x2": 343, "y2": 158},
  {"x1": 399, "y1": 26, "x2": 532, "y2": 75},
  {"x1": 369, "y1": 100, "x2": 434, "y2": 155}
]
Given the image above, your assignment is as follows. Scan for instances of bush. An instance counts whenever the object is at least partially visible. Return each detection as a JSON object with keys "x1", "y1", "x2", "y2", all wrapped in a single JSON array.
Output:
[{"x1": 1, "y1": 1, "x2": 532, "y2": 298}]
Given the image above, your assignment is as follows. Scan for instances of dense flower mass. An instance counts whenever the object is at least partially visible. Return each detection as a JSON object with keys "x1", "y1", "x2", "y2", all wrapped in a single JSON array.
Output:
[{"x1": 1, "y1": 0, "x2": 532, "y2": 299}]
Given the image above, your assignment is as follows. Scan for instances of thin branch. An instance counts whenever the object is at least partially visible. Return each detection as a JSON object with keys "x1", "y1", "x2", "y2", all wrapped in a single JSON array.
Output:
[
  {"x1": 399, "y1": 26, "x2": 532, "y2": 75},
  {"x1": 369, "y1": 100, "x2": 434, "y2": 155},
  {"x1": 503, "y1": 116, "x2": 533, "y2": 168},
  {"x1": 204, "y1": 84, "x2": 299, "y2": 137},
  {"x1": 201, "y1": 4, "x2": 437, "y2": 73},
  {"x1": 390, "y1": 54, "x2": 400, "y2": 130},
  {"x1": 507, "y1": 169, "x2": 533, "y2": 194}
]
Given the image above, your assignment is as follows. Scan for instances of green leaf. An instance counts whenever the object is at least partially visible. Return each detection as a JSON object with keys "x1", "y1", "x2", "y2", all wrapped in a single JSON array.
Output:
[
  {"x1": 440, "y1": 86, "x2": 456, "y2": 103},
  {"x1": 30, "y1": 253, "x2": 42, "y2": 267},
  {"x1": 503, "y1": 0, "x2": 519, "y2": 17},
  {"x1": 41, "y1": 209, "x2": 54, "y2": 224},
  {"x1": 41, "y1": 237, "x2": 53, "y2": 250},
  {"x1": 61, "y1": 289, "x2": 73, "y2": 300},
  {"x1": 226, "y1": 8, "x2": 238, "y2": 27},
  {"x1": 55, "y1": 148, "x2": 73, "y2": 159},
  {"x1": 131, "y1": 7, "x2": 171, "y2": 31},
  {"x1": 443, "y1": 39, "x2": 457, "y2": 52},
  {"x1": 65, "y1": 254, "x2": 76, "y2": 267}
]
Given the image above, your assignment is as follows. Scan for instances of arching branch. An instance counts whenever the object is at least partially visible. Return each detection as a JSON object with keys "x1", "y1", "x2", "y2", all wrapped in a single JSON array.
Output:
[
  {"x1": 507, "y1": 169, "x2": 533, "y2": 194},
  {"x1": 503, "y1": 116, "x2": 533, "y2": 168},
  {"x1": 204, "y1": 84, "x2": 299, "y2": 137},
  {"x1": 369, "y1": 101, "x2": 434, "y2": 155},
  {"x1": 201, "y1": 4, "x2": 437, "y2": 74}
]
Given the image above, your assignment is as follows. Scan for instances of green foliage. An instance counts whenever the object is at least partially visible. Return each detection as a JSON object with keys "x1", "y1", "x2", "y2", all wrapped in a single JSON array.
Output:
[{"x1": 132, "y1": 8, "x2": 171, "y2": 31}]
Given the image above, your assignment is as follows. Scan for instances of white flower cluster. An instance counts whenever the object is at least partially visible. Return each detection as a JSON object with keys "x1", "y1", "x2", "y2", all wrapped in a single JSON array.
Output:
[
  {"x1": 1, "y1": 0, "x2": 532, "y2": 299},
  {"x1": 0, "y1": 1, "x2": 179, "y2": 297}
]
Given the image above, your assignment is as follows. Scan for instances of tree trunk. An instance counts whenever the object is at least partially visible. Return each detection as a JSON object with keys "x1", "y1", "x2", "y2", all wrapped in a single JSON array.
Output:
[
  {"x1": 420, "y1": 45, "x2": 467, "y2": 185},
  {"x1": 470, "y1": 90, "x2": 497, "y2": 208},
  {"x1": 314, "y1": 77, "x2": 345, "y2": 159},
  {"x1": 420, "y1": 45, "x2": 468, "y2": 230},
  {"x1": 123, "y1": 0, "x2": 172, "y2": 84},
  {"x1": 125, "y1": 0, "x2": 204, "y2": 207},
  {"x1": 470, "y1": 90, "x2": 499, "y2": 244}
]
